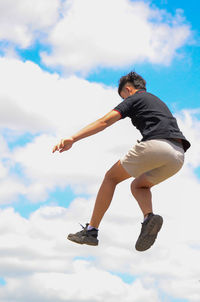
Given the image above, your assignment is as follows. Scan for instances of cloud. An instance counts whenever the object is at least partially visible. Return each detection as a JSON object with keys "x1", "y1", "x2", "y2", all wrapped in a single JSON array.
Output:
[
  {"x1": 0, "y1": 264, "x2": 159, "y2": 302},
  {"x1": 0, "y1": 1, "x2": 198, "y2": 300},
  {"x1": 0, "y1": 206, "x2": 160, "y2": 302},
  {"x1": 0, "y1": 0, "x2": 192, "y2": 73},
  {"x1": 0, "y1": 57, "x2": 198, "y2": 206},
  {"x1": 0, "y1": 174, "x2": 200, "y2": 302},
  {"x1": 0, "y1": 0, "x2": 61, "y2": 48},
  {"x1": 0, "y1": 97, "x2": 52, "y2": 133},
  {"x1": 0, "y1": 57, "x2": 118, "y2": 136},
  {"x1": 0, "y1": 57, "x2": 135, "y2": 203},
  {"x1": 0, "y1": 57, "x2": 200, "y2": 301},
  {"x1": 41, "y1": 0, "x2": 191, "y2": 73},
  {"x1": 176, "y1": 109, "x2": 200, "y2": 168}
]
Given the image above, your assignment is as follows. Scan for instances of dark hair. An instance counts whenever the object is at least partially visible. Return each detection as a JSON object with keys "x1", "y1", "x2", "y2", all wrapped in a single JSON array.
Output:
[{"x1": 118, "y1": 71, "x2": 146, "y2": 95}]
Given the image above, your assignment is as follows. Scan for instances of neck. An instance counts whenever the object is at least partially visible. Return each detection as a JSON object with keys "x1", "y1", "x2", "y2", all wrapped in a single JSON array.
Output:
[{"x1": 130, "y1": 88, "x2": 139, "y2": 96}]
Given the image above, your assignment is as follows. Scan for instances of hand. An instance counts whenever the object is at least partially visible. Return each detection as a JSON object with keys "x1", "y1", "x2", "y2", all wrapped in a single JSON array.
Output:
[{"x1": 52, "y1": 137, "x2": 74, "y2": 153}]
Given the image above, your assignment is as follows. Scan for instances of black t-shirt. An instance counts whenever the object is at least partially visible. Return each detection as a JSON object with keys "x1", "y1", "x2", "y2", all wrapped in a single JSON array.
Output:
[{"x1": 114, "y1": 90, "x2": 191, "y2": 152}]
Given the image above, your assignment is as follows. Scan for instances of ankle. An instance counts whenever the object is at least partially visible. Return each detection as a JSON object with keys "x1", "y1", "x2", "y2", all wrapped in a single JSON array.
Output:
[
  {"x1": 87, "y1": 225, "x2": 99, "y2": 231},
  {"x1": 143, "y1": 212, "x2": 153, "y2": 221}
]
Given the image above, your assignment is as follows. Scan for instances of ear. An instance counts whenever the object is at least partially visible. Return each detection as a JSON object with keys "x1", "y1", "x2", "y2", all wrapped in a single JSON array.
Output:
[{"x1": 126, "y1": 85, "x2": 132, "y2": 93}]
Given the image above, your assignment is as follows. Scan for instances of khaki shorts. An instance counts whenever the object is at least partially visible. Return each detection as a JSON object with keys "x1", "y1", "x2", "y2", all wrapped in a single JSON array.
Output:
[{"x1": 120, "y1": 139, "x2": 185, "y2": 185}]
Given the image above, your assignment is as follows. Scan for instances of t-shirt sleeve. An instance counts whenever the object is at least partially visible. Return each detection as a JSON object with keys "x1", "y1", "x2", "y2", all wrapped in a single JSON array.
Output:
[{"x1": 113, "y1": 98, "x2": 133, "y2": 119}]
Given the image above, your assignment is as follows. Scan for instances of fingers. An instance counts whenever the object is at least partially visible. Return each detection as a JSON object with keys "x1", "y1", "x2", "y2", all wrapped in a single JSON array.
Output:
[
  {"x1": 52, "y1": 145, "x2": 58, "y2": 153},
  {"x1": 52, "y1": 138, "x2": 73, "y2": 153},
  {"x1": 52, "y1": 139, "x2": 63, "y2": 153},
  {"x1": 60, "y1": 139, "x2": 65, "y2": 149}
]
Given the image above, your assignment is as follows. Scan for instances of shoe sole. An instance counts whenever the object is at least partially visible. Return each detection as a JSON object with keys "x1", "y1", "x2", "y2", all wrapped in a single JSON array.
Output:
[
  {"x1": 67, "y1": 235, "x2": 98, "y2": 246},
  {"x1": 135, "y1": 215, "x2": 163, "y2": 252}
]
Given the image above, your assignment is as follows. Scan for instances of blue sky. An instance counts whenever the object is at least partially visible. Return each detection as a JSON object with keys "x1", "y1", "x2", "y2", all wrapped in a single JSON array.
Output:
[
  {"x1": 0, "y1": 0, "x2": 200, "y2": 301},
  {"x1": 0, "y1": 278, "x2": 6, "y2": 286}
]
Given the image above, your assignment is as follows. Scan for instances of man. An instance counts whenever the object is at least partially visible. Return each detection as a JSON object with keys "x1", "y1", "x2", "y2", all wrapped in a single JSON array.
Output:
[{"x1": 52, "y1": 72, "x2": 190, "y2": 251}]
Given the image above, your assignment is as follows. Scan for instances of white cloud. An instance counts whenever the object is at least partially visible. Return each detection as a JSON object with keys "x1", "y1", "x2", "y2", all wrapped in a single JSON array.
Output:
[
  {"x1": 0, "y1": 97, "x2": 52, "y2": 133},
  {"x1": 0, "y1": 0, "x2": 61, "y2": 48},
  {"x1": 0, "y1": 57, "x2": 198, "y2": 206},
  {"x1": 0, "y1": 57, "x2": 135, "y2": 202},
  {"x1": 0, "y1": 57, "x2": 118, "y2": 136},
  {"x1": 0, "y1": 0, "x2": 192, "y2": 73},
  {"x1": 0, "y1": 0, "x2": 191, "y2": 73},
  {"x1": 176, "y1": 110, "x2": 200, "y2": 168},
  {"x1": 0, "y1": 173, "x2": 200, "y2": 302},
  {"x1": 0, "y1": 265, "x2": 159, "y2": 302},
  {"x1": 0, "y1": 206, "x2": 160, "y2": 302},
  {"x1": 41, "y1": 0, "x2": 191, "y2": 73},
  {"x1": 0, "y1": 57, "x2": 200, "y2": 301},
  {"x1": 0, "y1": 2, "x2": 197, "y2": 301},
  {"x1": 0, "y1": 178, "x2": 26, "y2": 205}
]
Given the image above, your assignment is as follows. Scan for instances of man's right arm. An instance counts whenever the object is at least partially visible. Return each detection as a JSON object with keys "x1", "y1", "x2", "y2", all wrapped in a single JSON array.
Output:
[{"x1": 52, "y1": 110, "x2": 121, "y2": 153}]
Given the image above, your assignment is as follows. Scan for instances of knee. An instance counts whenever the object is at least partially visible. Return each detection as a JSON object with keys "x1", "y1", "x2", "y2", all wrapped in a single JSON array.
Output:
[
  {"x1": 130, "y1": 180, "x2": 137, "y2": 193},
  {"x1": 130, "y1": 180, "x2": 134, "y2": 189},
  {"x1": 104, "y1": 169, "x2": 120, "y2": 185},
  {"x1": 131, "y1": 177, "x2": 152, "y2": 191}
]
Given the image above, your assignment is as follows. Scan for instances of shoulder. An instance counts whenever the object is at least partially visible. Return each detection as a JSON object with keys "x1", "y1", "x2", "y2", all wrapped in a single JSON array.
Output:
[
  {"x1": 136, "y1": 91, "x2": 157, "y2": 98},
  {"x1": 136, "y1": 91, "x2": 165, "y2": 104}
]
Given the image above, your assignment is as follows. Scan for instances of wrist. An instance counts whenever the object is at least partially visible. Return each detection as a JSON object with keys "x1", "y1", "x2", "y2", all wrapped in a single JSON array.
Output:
[{"x1": 70, "y1": 136, "x2": 76, "y2": 143}]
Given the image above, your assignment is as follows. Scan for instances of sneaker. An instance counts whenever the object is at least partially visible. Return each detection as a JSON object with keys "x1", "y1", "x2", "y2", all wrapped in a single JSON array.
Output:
[
  {"x1": 135, "y1": 213, "x2": 163, "y2": 251},
  {"x1": 67, "y1": 223, "x2": 99, "y2": 246}
]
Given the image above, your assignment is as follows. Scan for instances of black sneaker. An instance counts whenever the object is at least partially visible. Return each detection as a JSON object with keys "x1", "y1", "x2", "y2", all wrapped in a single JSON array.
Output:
[
  {"x1": 67, "y1": 223, "x2": 99, "y2": 246},
  {"x1": 135, "y1": 213, "x2": 163, "y2": 251}
]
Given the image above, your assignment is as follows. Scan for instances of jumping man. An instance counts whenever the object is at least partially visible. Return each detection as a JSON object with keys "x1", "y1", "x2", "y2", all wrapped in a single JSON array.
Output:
[{"x1": 52, "y1": 72, "x2": 190, "y2": 251}]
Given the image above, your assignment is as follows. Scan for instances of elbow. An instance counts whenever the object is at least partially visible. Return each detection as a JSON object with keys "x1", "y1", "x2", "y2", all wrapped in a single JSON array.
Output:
[{"x1": 98, "y1": 119, "x2": 108, "y2": 131}]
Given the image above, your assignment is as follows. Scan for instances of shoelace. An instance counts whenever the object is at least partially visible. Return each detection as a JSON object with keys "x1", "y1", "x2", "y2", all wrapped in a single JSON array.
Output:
[
  {"x1": 79, "y1": 223, "x2": 85, "y2": 229},
  {"x1": 79, "y1": 223, "x2": 89, "y2": 230},
  {"x1": 78, "y1": 223, "x2": 90, "y2": 235}
]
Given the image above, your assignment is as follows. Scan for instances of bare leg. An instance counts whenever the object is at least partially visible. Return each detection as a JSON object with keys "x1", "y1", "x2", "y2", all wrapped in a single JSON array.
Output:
[
  {"x1": 131, "y1": 174, "x2": 155, "y2": 218},
  {"x1": 89, "y1": 161, "x2": 131, "y2": 228}
]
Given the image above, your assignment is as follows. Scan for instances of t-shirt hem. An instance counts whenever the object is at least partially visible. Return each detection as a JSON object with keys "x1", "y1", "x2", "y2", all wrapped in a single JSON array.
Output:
[
  {"x1": 113, "y1": 109, "x2": 123, "y2": 119},
  {"x1": 141, "y1": 135, "x2": 190, "y2": 152}
]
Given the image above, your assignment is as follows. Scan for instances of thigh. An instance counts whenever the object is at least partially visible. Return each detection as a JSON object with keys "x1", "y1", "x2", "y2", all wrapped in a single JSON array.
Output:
[
  {"x1": 144, "y1": 141, "x2": 185, "y2": 185},
  {"x1": 132, "y1": 153, "x2": 184, "y2": 188},
  {"x1": 120, "y1": 139, "x2": 184, "y2": 179},
  {"x1": 144, "y1": 158, "x2": 184, "y2": 185},
  {"x1": 105, "y1": 160, "x2": 132, "y2": 184},
  {"x1": 120, "y1": 140, "x2": 163, "y2": 178}
]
